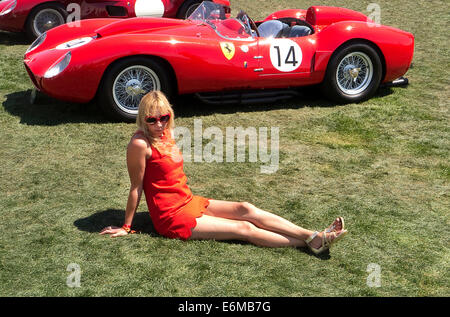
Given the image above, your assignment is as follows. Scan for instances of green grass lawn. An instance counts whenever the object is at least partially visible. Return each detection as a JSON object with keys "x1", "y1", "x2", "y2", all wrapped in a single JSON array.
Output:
[{"x1": 0, "y1": 0, "x2": 448, "y2": 297}]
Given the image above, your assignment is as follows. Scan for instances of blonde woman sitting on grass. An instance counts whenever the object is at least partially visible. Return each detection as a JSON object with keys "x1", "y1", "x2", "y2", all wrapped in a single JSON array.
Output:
[{"x1": 100, "y1": 91, "x2": 348, "y2": 254}]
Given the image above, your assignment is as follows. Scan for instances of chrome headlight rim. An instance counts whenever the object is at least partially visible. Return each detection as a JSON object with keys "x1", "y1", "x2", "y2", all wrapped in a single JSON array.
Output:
[
  {"x1": 0, "y1": 0, "x2": 17, "y2": 16},
  {"x1": 44, "y1": 51, "x2": 72, "y2": 79},
  {"x1": 26, "y1": 32, "x2": 47, "y2": 54}
]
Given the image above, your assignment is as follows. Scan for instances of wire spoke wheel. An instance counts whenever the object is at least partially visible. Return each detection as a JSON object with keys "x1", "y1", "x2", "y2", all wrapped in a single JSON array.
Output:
[
  {"x1": 321, "y1": 43, "x2": 382, "y2": 103},
  {"x1": 336, "y1": 52, "x2": 373, "y2": 95},
  {"x1": 112, "y1": 65, "x2": 161, "y2": 115},
  {"x1": 33, "y1": 9, "x2": 65, "y2": 36}
]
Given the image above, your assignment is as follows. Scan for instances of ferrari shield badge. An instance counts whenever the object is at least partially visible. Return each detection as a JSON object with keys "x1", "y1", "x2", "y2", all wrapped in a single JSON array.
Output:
[{"x1": 220, "y1": 42, "x2": 235, "y2": 60}]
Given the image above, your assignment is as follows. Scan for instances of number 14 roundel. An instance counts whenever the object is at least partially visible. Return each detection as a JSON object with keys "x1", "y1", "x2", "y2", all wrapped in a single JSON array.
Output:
[{"x1": 269, "y1": 39, "x2": 302, "y2": 72}]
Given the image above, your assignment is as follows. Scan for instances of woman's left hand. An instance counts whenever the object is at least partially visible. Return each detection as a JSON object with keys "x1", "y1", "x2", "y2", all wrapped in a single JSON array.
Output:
[{"x1": 99, "y1": 226, "x2": 128, "y2": 238}]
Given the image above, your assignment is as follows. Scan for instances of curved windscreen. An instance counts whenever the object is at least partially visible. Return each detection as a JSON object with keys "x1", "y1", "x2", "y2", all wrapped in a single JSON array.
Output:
[
  {"x1": 188, "y1": 2, "x2": 255, "y2": 40},
  {"x1": 187, "y1": 1, "x2": 227, "y2": 22}
]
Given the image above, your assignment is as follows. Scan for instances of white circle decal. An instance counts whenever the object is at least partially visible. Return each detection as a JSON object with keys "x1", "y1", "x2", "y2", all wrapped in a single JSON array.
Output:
[
  {"x1": 135, "y1": 0, "x2": 164, "y2": 17},
  {"x1": 269, "y1": 39, "x2": 302, "y2": 72}
]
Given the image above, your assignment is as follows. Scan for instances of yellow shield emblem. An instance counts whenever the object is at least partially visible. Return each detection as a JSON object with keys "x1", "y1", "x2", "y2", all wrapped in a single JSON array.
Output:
[{"x1": 220, "y1": 42, "x2": 235, "y2": 60}]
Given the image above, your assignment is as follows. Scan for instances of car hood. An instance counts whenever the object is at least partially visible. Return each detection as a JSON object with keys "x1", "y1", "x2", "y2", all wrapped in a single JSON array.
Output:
[
  {"x1": 24, "y1": 17, "x2": 199, "y2": 58},
  {"x1": 94, "y1": 17, "x2": 192, "y2": 38}
]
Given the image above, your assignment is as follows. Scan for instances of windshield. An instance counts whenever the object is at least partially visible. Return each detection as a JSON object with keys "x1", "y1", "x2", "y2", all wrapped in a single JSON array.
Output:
[
  {"x1": 188, "y1": 2, "x2": 255, "y2": 40},
  {"x1": 188, "y1": 1, "x2": 227, "y2": 22}
]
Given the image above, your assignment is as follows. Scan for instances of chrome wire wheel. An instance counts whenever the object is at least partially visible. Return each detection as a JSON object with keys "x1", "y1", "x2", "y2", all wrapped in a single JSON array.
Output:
[
  {"x1": 33, "y1": 8, "x2": 65, "y2": 36},
  {"x1": 336, "y1": 52, "x2": 373, "y2": 95},
  {"x1": 112, "y1": 65, "x2": 161, "y2": 114}
]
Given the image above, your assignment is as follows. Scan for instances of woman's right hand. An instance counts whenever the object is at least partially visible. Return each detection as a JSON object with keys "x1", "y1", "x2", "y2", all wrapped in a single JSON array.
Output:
[{"x1": 99, "y1": 226, "x2": 128, "y2": 238}]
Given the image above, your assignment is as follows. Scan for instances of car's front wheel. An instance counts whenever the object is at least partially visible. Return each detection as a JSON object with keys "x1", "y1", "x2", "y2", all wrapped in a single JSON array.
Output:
[
  {"x1": 98, "y1": 57, "x2": 173, "y2": 122},
  {"x1": 25, "y1": 4, "x2": 67, "y2": 40},
  {"x1": 321, "y1": 42, "x2": 382, "y2": 103}
]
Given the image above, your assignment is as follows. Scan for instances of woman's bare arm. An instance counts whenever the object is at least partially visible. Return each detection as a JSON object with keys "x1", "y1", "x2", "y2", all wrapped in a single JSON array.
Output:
[{"x1": 100, "y1": 137, "x2": 150, "y2": 237}]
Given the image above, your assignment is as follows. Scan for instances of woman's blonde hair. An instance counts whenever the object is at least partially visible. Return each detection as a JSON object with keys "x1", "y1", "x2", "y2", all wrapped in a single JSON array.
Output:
[{"x1": 136, "y1": 91, "x2": 175, "y2": 146}]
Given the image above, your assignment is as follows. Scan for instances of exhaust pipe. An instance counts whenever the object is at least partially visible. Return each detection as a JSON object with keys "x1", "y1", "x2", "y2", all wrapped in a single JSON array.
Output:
[{"x1": 381, "y1": 77, "x2": 409, "y2": 88}]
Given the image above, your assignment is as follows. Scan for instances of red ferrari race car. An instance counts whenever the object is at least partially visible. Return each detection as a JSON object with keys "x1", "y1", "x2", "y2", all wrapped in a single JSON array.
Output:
[
  {"x1": 0, "y1": 0, "x2": 226, "y2": 39},
  {"x1": 24, "y1": 1, "x2": 414, "y2": 122}
]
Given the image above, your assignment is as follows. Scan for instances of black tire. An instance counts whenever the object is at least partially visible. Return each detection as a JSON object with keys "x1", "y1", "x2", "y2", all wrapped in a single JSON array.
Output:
[
  {"x1": 321, "y1": 42, "x2": 382, "y2": 103},
  {"x1": 98, "y1": 57, "x2": 173, "y2": 122},
  {"x1": 25, "y1": 3, "x2": 67, "y2": 40},
  {"x1": 176, "y1": 0, "x2": 204, "y2": 19}
]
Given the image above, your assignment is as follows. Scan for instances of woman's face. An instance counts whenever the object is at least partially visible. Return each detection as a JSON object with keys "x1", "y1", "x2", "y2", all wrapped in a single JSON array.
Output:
[{"x1": 145, "y1": 111, "x2": 170, "y2": 138}]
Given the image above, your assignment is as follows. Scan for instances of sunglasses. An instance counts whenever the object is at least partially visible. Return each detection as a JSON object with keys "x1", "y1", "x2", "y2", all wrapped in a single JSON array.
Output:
[{"x1": 145, "y1": 114, "x2": 171, "y2": 125}]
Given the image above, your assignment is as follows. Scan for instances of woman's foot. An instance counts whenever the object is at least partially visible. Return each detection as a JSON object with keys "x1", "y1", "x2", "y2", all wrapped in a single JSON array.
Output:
[
  {"x1": 305, "y1": 219, "x2": 348, "y2": 255},
  {"x1": 326, "y1": 217, "x2": 344, "y2": 233}
]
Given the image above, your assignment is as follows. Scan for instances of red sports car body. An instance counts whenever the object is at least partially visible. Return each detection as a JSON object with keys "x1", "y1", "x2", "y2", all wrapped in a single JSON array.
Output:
[
  {"x1": 0, "y1": 0, "x2": 228, "y2": 39},
  {"x1": 23, "y1": 1, "x2": 414, "y2": 121}
]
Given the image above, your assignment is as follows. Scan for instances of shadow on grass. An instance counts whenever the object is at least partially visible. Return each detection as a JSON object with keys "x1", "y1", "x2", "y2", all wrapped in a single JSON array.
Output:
[
  {"x1": 302, "y1": 247, "x2": 332, "y2": 260},
  {"x1": 74, "y1": 209, "x2": 158, "y2": 236},
  {"x1": 3, "y1": 88, "x2": 335, "y2": 125},
  {"x1": 377, "y1": 86, "x2": 399, "y2": 97},
  {"x1": 172, "y1": 86, "x2": 396, "y2": 119},
  {"x1": 3, "y1": 90, "x2": 110, "y2": 125},
  {"x1": 74, "y1": 209, "x2": 251, "y2": 247},
  {"x1": 74, "y1": 208, "x2": 334, "y2": 258},
  {"x1": 171, "y1": 87, "x2": 337, "y2": 119},
  {"x1": 0, "y1": 31, "x2": 30, "y2": 46},
  {"x1": 3, "y1": 86, "x2": 396, "y2": 125}
]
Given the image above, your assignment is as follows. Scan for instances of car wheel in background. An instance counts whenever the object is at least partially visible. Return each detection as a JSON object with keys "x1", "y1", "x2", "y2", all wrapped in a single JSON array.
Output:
[
  {"x1": 98, "y1": 57, "x2": 173, "y2": 122},
  {"x1": 321, "y1": 42, "x2": 382, "y2": 103},
  {"x1": 176, "y1": 0, "x2": 203, "y2": 19},
  {"x1": 25, "y1": 4, "x2": 67, "y2": 40}
]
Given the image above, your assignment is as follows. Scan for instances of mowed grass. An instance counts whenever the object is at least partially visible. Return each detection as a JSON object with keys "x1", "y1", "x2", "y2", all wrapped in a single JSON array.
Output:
[{"x1": 0, "y1": 0, "x2": 449, "y2": 297}]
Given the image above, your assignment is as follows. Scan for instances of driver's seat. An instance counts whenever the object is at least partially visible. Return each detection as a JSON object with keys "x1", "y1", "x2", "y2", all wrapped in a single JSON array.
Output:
[{"x1": 257, "y1": 20, "x2": 289, "y2": 38}]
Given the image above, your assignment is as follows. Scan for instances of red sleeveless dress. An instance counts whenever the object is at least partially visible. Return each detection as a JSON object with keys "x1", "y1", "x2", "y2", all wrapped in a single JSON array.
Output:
[{"x1": 138, "y1": 131, "x2": 209, "y2": 240}]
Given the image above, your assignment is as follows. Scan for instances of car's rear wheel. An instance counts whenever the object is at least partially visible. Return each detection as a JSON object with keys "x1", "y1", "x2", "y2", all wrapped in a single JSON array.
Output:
[
  {"x1": 176, "y1": 0, "x2": 203, "y2": 19},
  {"x1": 26, "y1": 4, "x2": 67, "y2": 40},
  {"x1": 321, "y1": 42, "x2": 382, "y2": 103},
  {"x1": 99, "y1": 57, "x2": 173, "y2": 122}
]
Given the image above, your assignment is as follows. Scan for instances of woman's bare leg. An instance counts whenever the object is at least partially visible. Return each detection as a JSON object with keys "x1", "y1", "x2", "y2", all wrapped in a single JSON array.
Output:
[
  {"x1": 190, "y1": 214, "x2": 306, "y2": 248},
  {"x1": 204, "y1": 200, "x2": 316, "y2": 241}
]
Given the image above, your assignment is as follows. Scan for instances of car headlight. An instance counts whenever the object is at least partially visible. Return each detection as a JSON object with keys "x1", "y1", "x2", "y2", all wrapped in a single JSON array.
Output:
[
  {"x1": 26, "y1": 32, "x2": 46, "y2": 54},
  {"x1": 0, "y1": 0, "x2": 16, "y2": 16},
  {"x1": 44, "y1": 51, "x2": 71, "y2": 78},
  {"x1": 56, "y1": 37, "x2": 95, "y2": 50}
]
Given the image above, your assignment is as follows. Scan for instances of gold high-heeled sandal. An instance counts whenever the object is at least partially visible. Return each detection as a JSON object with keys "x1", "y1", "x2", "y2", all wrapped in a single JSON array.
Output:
[{"x1": 306, "y1": 229, "x2": 348, "y2": 255}]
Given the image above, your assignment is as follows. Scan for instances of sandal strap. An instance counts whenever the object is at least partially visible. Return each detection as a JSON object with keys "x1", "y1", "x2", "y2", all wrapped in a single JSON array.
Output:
[
  {"x1": 322, "y1": 229, "x2": 329, "y2": 247},
  {"x1": 326, "y1": 222, "x2": 335, "y2": 233},
  {"x1": 323, "y1": 230, "x2": 337, "y2": 247},
  {"x1": 326, "y1": 224, "x2": 336, "y2": 233},
  {"x1": 305, "y1": 231, "x2": 319, "y2": 244}
]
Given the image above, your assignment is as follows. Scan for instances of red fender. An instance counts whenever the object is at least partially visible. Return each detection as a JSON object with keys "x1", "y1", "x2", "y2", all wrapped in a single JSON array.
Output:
[{"x1": 313, "y1": 21, "x2": 414, "y2": 83}]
